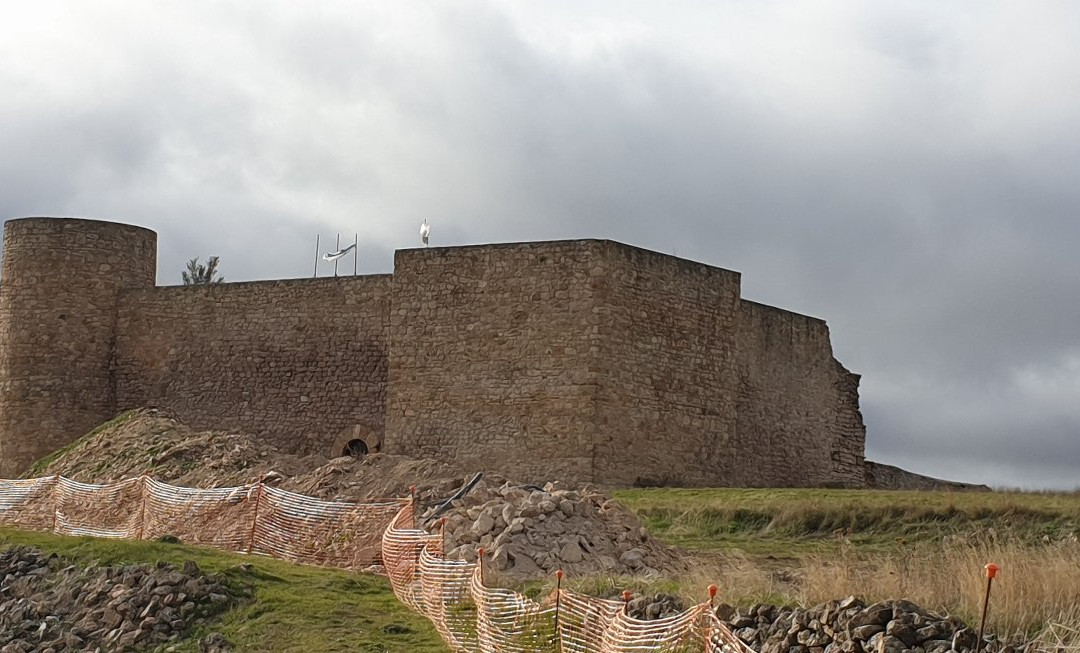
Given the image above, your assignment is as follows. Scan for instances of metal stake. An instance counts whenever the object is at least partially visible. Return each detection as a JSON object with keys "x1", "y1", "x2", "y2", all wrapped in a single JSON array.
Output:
[
  {"x1": 554, "y1": 570, "x2": 564, "y2": 648},
  {"x1": 976, "y1": 563, "x2": 999, "y2": 653}
]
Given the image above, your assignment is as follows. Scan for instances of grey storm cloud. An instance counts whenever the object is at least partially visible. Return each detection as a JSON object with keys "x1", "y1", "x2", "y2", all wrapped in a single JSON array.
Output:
[{"x1": 1, "y1": 0, "x2": 1078, "y2": 488}]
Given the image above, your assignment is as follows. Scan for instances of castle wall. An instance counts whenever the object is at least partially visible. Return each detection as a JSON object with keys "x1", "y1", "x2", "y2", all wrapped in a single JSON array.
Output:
[
  {"x1": 0, "y1": 218, "x2": 157, "y2": 477},
  {"x1": 384, "y1": 242, "x2": 601, "y2": 483},
  {"x1": 114, "y1": 276, "x2": 391, "y2": 454},
  {"x1": 591, "y1": 243, "x2": 743, "y2": 486},
  {"x1": 733, "y1": 301, "x2": 866, "y2": 487},
  {"x1": 0, "y1": 217, "x2": 868, "y2": 488}
]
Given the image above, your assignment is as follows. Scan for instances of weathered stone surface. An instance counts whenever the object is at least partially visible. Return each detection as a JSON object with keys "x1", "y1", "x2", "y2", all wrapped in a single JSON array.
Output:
[
  {"x1": 0, "y1": 218, "x2": 156, "y2": 478},
  {"x1": 1, "y1": 219, "x2": 866, "y2": 489}
]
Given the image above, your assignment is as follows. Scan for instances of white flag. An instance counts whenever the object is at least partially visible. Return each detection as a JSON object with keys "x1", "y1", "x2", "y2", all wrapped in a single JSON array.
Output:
[{"x1": 322, "y1": 243, "x2": 357, "y2": 262}]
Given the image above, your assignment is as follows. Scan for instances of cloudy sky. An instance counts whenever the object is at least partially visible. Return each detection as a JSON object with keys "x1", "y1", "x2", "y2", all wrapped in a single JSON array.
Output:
[{"x1": 2, "y1": 1, "x2": 1077, "y2": 489}]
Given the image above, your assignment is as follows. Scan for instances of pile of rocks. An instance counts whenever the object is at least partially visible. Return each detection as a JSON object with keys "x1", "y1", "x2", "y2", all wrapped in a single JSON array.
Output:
[
  {"x1": 433, "y1": 480, "x2": 684, "y2": 579},
  {"x1": 626, "y1": 593, "x2": 686, "y2": 620},
  {"x1": 0, "y1": 546, "x2": 237, "y2": 652},
  {"x1": 715, "y1": 596, "x2": 1026, "y2": 653}
]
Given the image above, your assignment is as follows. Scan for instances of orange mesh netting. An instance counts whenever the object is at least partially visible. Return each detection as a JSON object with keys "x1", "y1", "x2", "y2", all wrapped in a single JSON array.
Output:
[
  {"x1": 252, "y1": 484, "x2": 403, "y2": 568},
  {"x1": 0, "y1": 476, "x2": 58, "y2": 531},
  {"x1": 2, "y1": 475, "x2": 401, "y2": 571},
  {"x1": 555, "y1": 590, "x2": 624, "y2": 653},
  {"x1": 54, "y1": 476, "x2": 143, "y2": 539},
  {"x1": 2, "y1": 475, "x2": 757, "y2": 653},
  {"x1": 375, "y1": 501, "x2": 756, "y2": 653},
  {"x1": 419, "y1": 546, "x2": 478, "y2": 651},
  {"x1": 471, "y1": 565, "x2": 557, "y2": 652},
  {"x1": 381, "y1": 501, "x2": 442, "y2": 612},
  {"x1": 142, "y1": 477, "x2": 258, "y2": 551}
]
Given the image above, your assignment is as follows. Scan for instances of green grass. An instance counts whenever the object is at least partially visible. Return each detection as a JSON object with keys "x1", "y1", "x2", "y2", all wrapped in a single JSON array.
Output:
[
  {"x1": 0, "y1": 528, "x2": 449, "y2": 652},
  {"x1": 612, "y1": 488, "x2": 1080, "y2": 556}
]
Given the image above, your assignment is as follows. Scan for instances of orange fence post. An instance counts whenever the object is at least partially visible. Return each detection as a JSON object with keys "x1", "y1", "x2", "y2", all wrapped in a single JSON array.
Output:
[
  {"x1": 976, "y1": 563, "x2": 999, "y2": 653},
  {"x1": 477, "y1": 547, "x2": 485, "y2": 584},
  {"x1": 554, "y1": 569, "x2": 564, "y2": 649},
  {"x1": 706, "y1": 585, "x2": 718, "y2": 652},
  {"x1": 622, "y1": 590, "x2": 633, "y2": 614}
]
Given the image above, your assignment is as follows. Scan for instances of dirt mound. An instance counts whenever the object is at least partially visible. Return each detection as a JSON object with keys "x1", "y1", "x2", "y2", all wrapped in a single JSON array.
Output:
[
  {"x1": 283, "y1": 453, "x2": 471, "y2": 502},
  {"x1": 27, "y1": 408, "x2": 325, "y2": 488}
]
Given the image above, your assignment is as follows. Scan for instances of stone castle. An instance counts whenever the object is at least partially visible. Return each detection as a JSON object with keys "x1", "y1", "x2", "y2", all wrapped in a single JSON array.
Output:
[{"x1": 0, "y1": 217, "x2": 866, "y2": 486}]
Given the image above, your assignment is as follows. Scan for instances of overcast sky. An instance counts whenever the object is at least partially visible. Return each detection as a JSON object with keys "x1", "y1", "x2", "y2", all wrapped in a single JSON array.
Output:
[{"x1": 2, "y1": 1, "x2": 1077, "y2": 489}]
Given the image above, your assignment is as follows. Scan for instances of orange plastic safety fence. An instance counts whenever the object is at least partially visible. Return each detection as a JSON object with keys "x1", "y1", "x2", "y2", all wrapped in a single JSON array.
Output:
[
  {"x1": 142, "y1": 477, "x2": 258, "y2": 551},
  {"x1": 374, "y1": 502, "x2": 758, "y2": 653},
  {"x1": 0, "y1": 476, "x2": 57, "y2": 531},
  {"x1": 600, "y1": 602, "x2": 706, "y2": 652},
  {"x1": 252, "y1": 484, "x2": 403, "y2": 569},
  {"x1": 2, "y1": 475, "x2": 405, "y2": 571},
  {"x1": 419, "y1": 546, "x2": 478, "y2": 651},
  {"x1": 381, "y1": 501, "x2": 441, "y2": 612},
  {"x1": 555, "y1": 589, "x2": 624, "y2": 653},
  {"x1": 471, "y1": 565, "x2": 557, "y2": 653},
  {"x1": 54, "y1": 476, "x2": 143, "y2": 539}
]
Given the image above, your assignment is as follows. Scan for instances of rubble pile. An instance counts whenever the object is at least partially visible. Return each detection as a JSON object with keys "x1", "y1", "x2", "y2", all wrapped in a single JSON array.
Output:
[
  {"x1": 0, "y1": 546, "x2": 237, "y2": 652},
  {"x1": 714, "y1": 597, "x2": 1026, "y2": 653},
  {"x1": 284, "y1": 453, "x2": 469, "y2": 503},
  {"x1": 433, "y1": 480, "x2": 685, "y2": 579}
]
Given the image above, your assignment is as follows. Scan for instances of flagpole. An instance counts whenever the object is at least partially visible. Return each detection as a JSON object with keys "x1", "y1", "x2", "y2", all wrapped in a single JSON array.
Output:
[
  {"x1": 353, "y1": 233, "x2": 358, "y2": 276},
  {"x1": 313, "y1": 234, "x2": 320, "y2": 278},
  {"x1": 334, "y1": 233, "x2": 340, "y2": 277}
]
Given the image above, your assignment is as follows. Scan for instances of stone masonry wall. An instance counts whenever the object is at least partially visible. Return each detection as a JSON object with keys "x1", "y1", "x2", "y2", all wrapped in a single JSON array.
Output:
[
  {"x1": 385, "y1": 243, "x2": 601, "y2": 484},
  {"x1": 733, "y1": 301, "x2": 866, "y2": 487},
  {"x1": 114, "y1": 276, "x2": 391, "y2": 454},
  {"x1": 591, "y1": 243, "x2": 743, "y2": 486},
  {"x1": 0, "y1": 216, "x2": 869, "y2": 488},
  {"x1": 0, "y1": 218, "x2": 157, "y2": 477}
]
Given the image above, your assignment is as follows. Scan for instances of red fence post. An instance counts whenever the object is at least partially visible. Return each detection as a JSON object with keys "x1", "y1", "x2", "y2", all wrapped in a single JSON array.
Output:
[
  {"x1": 554, "y1": 570, "x2": 564, "y2": 651},
  {"x1": 136, "y1": 475, "x2": 149, "y2": 540},
  {"x1": 976, "y1": 563, "x2": 999, "y2": 653},
  {"x1": 705, "y1": 585, "x2": 718, "y2": 652}
]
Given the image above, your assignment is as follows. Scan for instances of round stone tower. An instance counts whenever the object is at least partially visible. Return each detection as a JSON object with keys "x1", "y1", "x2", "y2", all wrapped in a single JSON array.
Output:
[{"x1": 0, "y1": 217, "x2": 157, "y2": 477}]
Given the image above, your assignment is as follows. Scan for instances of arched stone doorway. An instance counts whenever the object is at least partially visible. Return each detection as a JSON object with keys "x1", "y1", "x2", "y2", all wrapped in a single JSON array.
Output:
[
  {"x1": 330, "y1": 423, "x2": 382, "y2": 459},
  {"x1": 343, "y1": 438, "x2": 369, "y2": 457}
]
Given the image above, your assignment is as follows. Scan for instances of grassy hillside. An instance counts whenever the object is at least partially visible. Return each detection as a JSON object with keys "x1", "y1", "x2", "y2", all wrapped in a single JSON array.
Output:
[
  {"x1": 0, "y1": 528, "x2": 448, "y2": 653},
  {"x1": 613, "y1": 487, "x2": 1080, "y2": 555},
  {"x1": 612, "y1": 488, "x2": 1080, "y2": 640}
]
